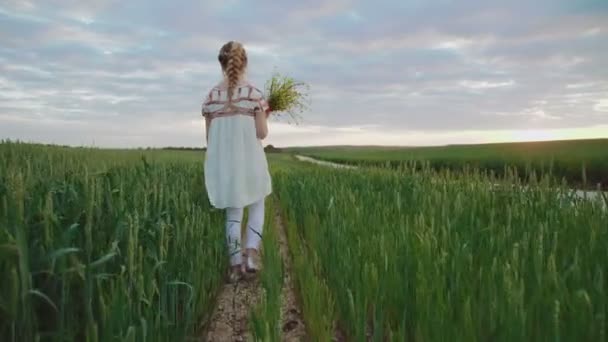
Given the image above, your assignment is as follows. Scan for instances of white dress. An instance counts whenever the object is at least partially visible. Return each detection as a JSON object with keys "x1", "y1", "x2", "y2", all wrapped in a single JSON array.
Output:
[{"x1": 202, "y1": 79, "x2": 272, "y2": 209}]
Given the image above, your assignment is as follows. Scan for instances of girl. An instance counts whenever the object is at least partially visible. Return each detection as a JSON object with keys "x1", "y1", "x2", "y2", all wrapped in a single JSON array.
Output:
[{"x1": 201, "y1": 41, "x2": 272, "y2": 282}]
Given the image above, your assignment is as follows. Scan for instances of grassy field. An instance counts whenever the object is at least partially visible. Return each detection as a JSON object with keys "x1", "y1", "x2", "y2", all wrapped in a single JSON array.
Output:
[
  {"x1": 2, "y1": 141, "x2": 607, "y2": 341},
  {"x1": 275, "y1": 158, "x2": 608, "y2": 341},
  {"x1": 288, "y1": 138, "x2": 608, "y2": 188},
  {"x1": 0, "y1": 143, "x2": 225, "y2": 341}
]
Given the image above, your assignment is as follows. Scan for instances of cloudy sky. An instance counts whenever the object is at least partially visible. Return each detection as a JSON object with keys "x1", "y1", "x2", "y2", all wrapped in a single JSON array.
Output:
[{"x1": 1, "y1": 0, "x2": 607, "y2": 147}]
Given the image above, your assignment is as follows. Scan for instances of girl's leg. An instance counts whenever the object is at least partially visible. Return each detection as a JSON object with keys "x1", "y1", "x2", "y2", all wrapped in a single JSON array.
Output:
[
  {"x1": 245, "y1": 198, "x2": 265, "y2": 251},
  {"x1": 226, "y1": 207, "x2": 244, "y2": 266}
]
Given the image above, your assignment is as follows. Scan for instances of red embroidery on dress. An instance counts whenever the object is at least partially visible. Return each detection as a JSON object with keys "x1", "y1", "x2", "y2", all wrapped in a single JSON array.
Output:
[{"x1": 203, "y1": 85, "x2": 265, "y2": 121}]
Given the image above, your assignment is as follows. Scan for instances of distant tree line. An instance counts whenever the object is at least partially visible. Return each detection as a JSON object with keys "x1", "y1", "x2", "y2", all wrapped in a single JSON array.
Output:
[
  {"x1": 161, "y1": 145, "x2": 283, "y2": 153},
  {"x1": 264, "y1": 144, "x2": 282, "y2": 153},
  {"x1": 161, "y1": 146, "x2": 206, "y2": 151},
  {"x1": 1, "y1": 140, "x2": 283, "y2": 153}
]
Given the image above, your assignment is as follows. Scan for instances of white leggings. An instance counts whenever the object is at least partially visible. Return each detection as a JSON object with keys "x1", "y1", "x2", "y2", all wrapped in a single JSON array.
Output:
[{"x1": 225, "y1": 198, "x2": 265, "y2": 265}]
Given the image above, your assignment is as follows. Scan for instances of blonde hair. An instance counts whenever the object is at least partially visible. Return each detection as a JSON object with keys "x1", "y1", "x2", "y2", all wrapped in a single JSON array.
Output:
[{"x1": 218, "y1": 41, "x2": 248, "y2": 101}]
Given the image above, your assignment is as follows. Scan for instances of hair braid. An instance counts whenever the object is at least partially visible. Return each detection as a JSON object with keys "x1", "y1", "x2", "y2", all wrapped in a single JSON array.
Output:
[{"x1": 218, "y1": 41, "x2": 248, "y2": 102}]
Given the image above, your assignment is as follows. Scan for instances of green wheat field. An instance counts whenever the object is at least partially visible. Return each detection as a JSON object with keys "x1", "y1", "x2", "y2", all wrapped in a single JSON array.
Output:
[{"x1": 1, "y1": 139, "x2": 607, "y2": 341}]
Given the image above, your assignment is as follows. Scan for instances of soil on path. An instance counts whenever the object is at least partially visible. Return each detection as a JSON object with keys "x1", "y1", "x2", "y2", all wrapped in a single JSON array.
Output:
[
  {"x1": 203, "y1": 206, "x2": 306, "y2": 342},
  {"x1": 204, "y1": 270, "x2": 261, "y2": 341}
]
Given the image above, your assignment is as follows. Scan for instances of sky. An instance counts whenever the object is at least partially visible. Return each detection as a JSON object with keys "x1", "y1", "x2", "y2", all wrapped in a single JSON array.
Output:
[{"x1": 1, "y1": 0, "x2": 607, "y2": 147}]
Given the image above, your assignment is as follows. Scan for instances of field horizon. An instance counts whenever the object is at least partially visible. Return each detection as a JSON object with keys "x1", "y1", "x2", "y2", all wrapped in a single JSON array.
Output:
[
  {"x1": 3, "y1": 139, "x2": 606, "y2": 188},
  {"x1": 287, "y1": 137, "x2": 608, "y2": 150},
  {"x1": 3, "y1": 137, "x2": 607, "y2": 151}
]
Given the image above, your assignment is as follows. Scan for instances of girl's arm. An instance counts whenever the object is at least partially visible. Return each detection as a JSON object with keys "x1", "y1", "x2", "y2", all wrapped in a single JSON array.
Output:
[
  {"x1": 205, "y1": 116, "x2": 211, "y2": 143},
  {"x1": 202, "y1": 90, "x2": 212, "y2": 143},
  {"x1": 254, "y1": 108, "x2": 268, "y2": 140}
]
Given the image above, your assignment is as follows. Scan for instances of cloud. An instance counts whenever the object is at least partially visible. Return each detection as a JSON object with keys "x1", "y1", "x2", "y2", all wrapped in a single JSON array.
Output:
[
  {"x1": 594, "y1": 99, "x2": 608, "y2": 112},
  {"x1": 0, "y1": 0, "x2": 607, "y2": 147},
  {"x1": 460, "y1": 79, "x2": 515, "y2": 90}
]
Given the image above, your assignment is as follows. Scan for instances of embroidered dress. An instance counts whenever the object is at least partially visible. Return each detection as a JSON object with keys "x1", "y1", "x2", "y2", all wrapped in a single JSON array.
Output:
[{"x1": 202, "y1": 79, "x2": 271, "y2": 209}]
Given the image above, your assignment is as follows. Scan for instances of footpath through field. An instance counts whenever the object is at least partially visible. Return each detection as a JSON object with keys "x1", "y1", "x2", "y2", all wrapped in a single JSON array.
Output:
[
  {"x1": 294, "y1": 155, "x2": 357, "y2": 169},
  {"x1": 204, "y1": 265, "x2": 260, "y2": 341},
  {"x1": 204, "y1": 205, "x2": 305, "y2": 341}
]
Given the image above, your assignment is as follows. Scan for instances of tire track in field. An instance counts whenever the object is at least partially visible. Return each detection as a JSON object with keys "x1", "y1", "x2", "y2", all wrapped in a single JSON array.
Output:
[{"x1": 274, "y1": 209, "x2": 306, "y2": 341}]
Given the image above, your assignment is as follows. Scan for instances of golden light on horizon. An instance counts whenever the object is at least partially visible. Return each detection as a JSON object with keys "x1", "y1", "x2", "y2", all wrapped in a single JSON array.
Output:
[
  {"x1": 508, "y1": 130, "x2": 559, "y2": 143},
  {"x1": 267, "y1": 123, "x2": 608, "y2": 147},
  {"x1": 490, "y1": 126, "x2": 608, "y2": 144}
]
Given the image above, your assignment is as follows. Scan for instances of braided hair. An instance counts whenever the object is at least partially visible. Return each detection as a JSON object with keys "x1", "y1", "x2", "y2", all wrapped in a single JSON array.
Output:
[{"x1": 218, "y1": 41, "x2": 248, "y2": 102}]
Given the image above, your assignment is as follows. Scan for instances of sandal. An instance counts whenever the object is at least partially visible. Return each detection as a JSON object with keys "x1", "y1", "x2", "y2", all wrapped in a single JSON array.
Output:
[
  {"x1": 227, "y1": 264, "x2": 243, "y2": 283},
  {"x1": 244, "y1": 249, "x2": 260, "y2": 273}
]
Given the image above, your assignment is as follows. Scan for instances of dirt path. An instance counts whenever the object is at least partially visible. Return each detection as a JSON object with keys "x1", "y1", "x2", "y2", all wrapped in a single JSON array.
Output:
[
  {"x1": 295, "y1": 155, "x2": 357, "y2": 169},
  {"x1": 204, "y1": 207, "x2": 306, "y2": 342},
  {"x1": 274, "y1": 210, "x2": 306, "y2": 341},
  {"x1": 204, "y1": 269, "x2": 261, "y2": 341}
]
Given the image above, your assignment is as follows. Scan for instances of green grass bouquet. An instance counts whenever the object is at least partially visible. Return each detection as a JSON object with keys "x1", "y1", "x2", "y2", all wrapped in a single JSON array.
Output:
[{"x1": 265, "y1": 72, "x2": 310, "y2": 124}]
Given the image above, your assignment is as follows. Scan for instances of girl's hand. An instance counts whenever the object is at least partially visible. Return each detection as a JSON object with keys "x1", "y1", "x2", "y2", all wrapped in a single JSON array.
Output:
[{"x1": 255, "y1": 108, "x2": 269, "y2": 139}]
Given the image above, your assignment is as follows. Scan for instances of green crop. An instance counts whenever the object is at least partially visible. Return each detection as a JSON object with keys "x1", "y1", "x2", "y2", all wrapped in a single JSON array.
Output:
[
  {"x1": 288, "y1": 138, "x2": 608, "y2": 188},
  {"x1": 275, "y1": 159, "x2": 608, "y2": 341},
  {"x1": 3, "y1": 141, "x2": 606, "y2": 341},
  {"x1": 250, "y1": 198, "x2": 284, "y2": 342},
  {"x1": 0, "y1": 142, "x2": 225, "y2": 341}
]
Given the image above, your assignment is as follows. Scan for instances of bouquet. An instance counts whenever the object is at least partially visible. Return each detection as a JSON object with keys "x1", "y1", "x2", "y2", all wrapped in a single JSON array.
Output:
[{"x1": 265, "y1": 72, "x2": 310, "y2": 124}]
